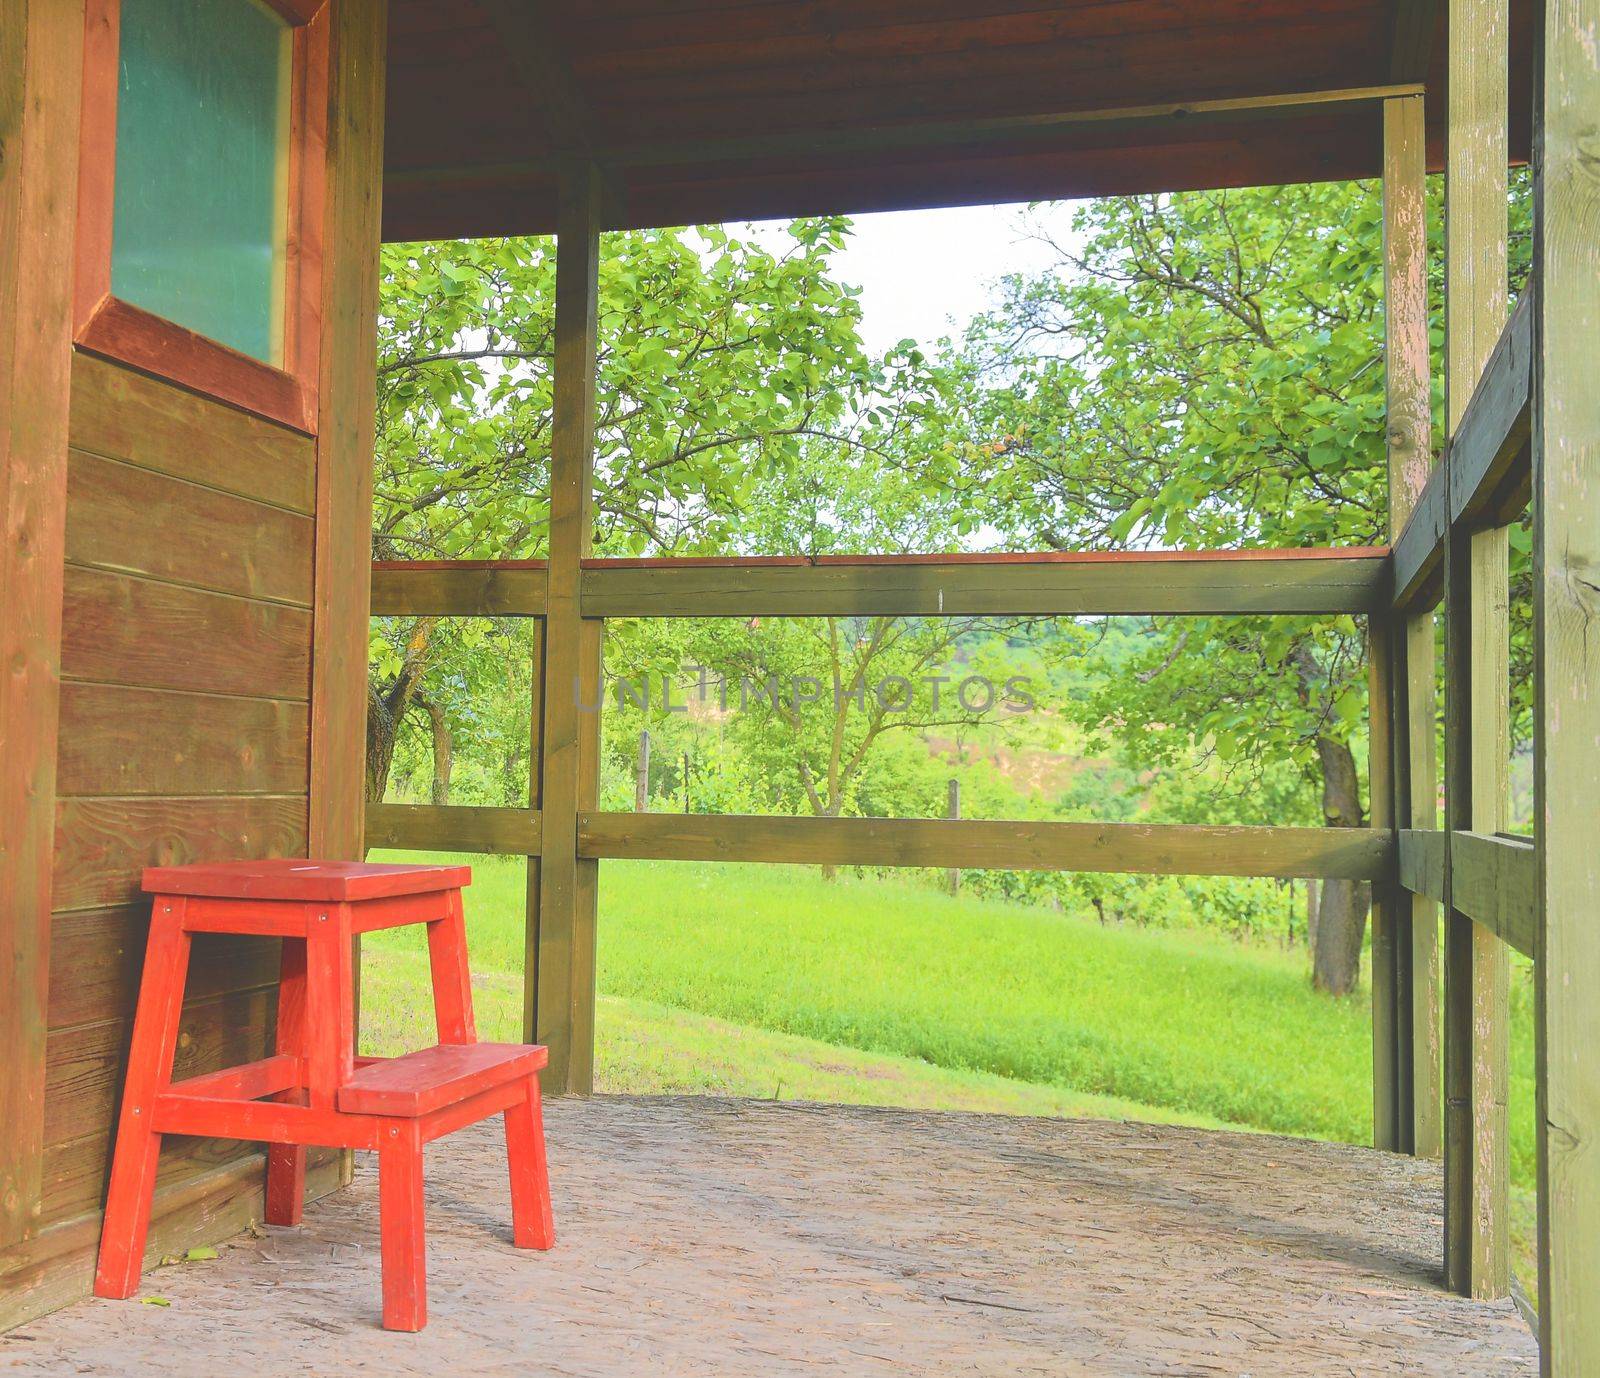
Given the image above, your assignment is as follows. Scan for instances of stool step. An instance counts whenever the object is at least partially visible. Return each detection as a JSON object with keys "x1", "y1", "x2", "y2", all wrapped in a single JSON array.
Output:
[{"x1": 338, "y1": 1042, "x2": 548, "y2": 1117}]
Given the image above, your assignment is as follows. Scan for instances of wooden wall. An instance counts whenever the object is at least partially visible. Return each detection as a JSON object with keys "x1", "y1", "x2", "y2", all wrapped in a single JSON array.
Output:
[{"x1": 0, "y1": 0, "x2": 386, "y2": 1332}]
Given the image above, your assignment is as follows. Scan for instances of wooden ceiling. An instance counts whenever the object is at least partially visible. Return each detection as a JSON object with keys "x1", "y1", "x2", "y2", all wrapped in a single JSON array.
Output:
[{"x1": 381, "y1": 0, "x2": 1533, "y2": 242}]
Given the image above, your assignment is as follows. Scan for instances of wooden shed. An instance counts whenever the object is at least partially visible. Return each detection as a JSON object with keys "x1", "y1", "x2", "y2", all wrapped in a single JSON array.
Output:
[{"x1": 0, "y1": 0, "x2": 1594, "y2": 1372}]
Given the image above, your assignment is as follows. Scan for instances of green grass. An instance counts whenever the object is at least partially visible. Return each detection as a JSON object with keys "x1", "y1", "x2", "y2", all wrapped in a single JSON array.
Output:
[{"x1": 362, "y1": 851, "x2": 1539, "y2": 1283}]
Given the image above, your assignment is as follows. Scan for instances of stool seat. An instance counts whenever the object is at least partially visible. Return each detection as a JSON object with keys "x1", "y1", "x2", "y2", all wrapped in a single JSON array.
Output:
[
  {"x1": 341, "y1": 1043, "x2": 550, "y2": 1117},
  {"x1": 141, "y1": 858, "x2": 473, "y2": 902}
]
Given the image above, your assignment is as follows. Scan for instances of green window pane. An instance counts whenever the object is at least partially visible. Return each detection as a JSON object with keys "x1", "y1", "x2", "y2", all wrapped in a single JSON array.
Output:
[{"x1": 111, "y1": 0, "x2": 291, "y2": 365}]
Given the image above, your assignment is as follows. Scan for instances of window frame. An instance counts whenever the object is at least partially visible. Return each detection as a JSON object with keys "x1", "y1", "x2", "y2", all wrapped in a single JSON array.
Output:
[{"x1": 75, "y1": 0, "x2": 330, "y2": 434}]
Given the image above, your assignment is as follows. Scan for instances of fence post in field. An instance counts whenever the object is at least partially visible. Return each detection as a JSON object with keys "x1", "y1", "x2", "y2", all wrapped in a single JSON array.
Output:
[
  {"x1": 636, "y1": 730, "x2": 651, "y2": 812},
  {"x1": 946, "y1": 778, "x2": 960, "y2": 897}
]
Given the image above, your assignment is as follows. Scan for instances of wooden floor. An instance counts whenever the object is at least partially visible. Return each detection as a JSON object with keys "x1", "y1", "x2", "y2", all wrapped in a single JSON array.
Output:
[{"x1": 1, "y1": 1097, "x2": 1537, "y2": 1375}]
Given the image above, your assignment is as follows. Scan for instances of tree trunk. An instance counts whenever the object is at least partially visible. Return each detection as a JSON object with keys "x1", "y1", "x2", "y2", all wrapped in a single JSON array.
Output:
[
  {"x1": 1310, "y1": 734, "x2": 1370, "y2": 995},
  {"x1": 423, "y1": 697, "x2": 453, "y2": 805},
  {"x1": 364, "y1": 617, "x2": 438, "y2": 803}
]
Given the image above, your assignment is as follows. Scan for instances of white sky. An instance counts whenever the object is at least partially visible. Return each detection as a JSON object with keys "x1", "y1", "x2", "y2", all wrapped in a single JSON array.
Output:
[{"x1": 743, "y1": 202, "x2": 1085, "y2": 358}]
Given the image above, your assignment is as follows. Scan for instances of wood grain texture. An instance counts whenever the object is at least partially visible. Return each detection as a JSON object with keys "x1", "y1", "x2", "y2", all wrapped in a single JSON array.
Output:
[
  {"x1": 46, "y1": 906, "x2": 279, "y2": 1033},
  {"x1": 309, "y1": 0, "x2": 387, "y2": 865},
  {"x1": 533, "y1": 165, "x2": 603, "y2": 1096},
  {"x1": 61, "y1": 566, "x2": 313, "y2": 701},
  {"x1": 0, "y1": 1143, "x2": 342, "y2": 1334},
  {"x1": 1448, "y1": 832, "x2": 1534, "y2": 959},
  {"x1": 68, "y1": 353, "x2": 316, "y2": 515},
  {"x1": 51, "y1": 796, "x2": 309, "y2": 915},
  {"x1": 371, "y1": 562, "x2": 548, "y2": 615},
  {"x1": 56, "y1": 683, "x2": 310, "y2": 799},
  {"x1": 1441, "y1": 0, "x2": 1509, "y2": 1301},
  {"x1": 1398, "y1": 828, "x2": 1447, "y2": 903},
  {"x1": 1531, "y1": 0, "x2": 1600, "y2": 1360},
  {"x1": 0, "y1": 0, "x2": 85, "y2": 1248},
  {"x1": 580, "y1": 551, "x2": 1389, "y2": 618},
  {"x1": 366, "y1": 802, "x2": 542, "y2": 854},
  {"x1": 66, "y1": 451, "x2": 314, "y2": 607},
  {"x1": 577, "y1": 813, "x2": 1393, "y2": 879},
  {"x1": 1383, "y1": 91, "x2": 1439, "y2": 1159}
]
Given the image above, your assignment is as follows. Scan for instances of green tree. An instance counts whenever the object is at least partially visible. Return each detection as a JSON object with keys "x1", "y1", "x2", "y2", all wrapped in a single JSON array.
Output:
[
  {"x1": 369, "y1": 220, "x2": 880, "y2": 800},
  {"x1": 963, "y1": 181, "x2": 1531, "y2": 992}
]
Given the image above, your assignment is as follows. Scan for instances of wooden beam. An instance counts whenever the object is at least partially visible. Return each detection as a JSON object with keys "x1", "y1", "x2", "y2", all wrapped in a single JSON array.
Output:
[
  {"x1": 1384, "y1": 92, "x2": 1442, "y2": 1159},
  {"x1": 365, "y1": 803, "x2": 542, "y2": 855},
  {"x1": 1391, "y1": 0, "x2": 1440, "y2": 83},
  {"x1": 1399, "y1": 828, "x2": 1447, "y2": 902},
  {"x1": 1392, "y1": 286, "x2": 1534, "y2": 612},
  {"x1": 578, "y1": 814, "x2": 1392, "y2": 880},
  {"x1": 309, "y1": 0, "x2": 386, "y2": 864},
  {"x1": 1449, "y1": 832, "x2": 1534, "y2": 959},
  {"x1": 580, "y1": 550, "x2": 1389, "y2": 620},
  {"x1": 476, "y1": 0, "x2": 626, "y2": 223},
  {"x1": 370, "y1": 561, "x2": 548, "y2": 617},
  {"x1": 0, "y1": 0, "x2": 83, "y2": 1248},
  {"x1": 531, "y1": 166, "x2": 603, "y2": 1096},
  {"x1": 1531, "y1": 0, "x2": 1600, "y2": 1361},
  {"x1": 1441, "y1": 0, "x2": 1510, "y2": 1300},
  {"x1": 390, "y1": 83, "x2": 1425, "y2": 193}
]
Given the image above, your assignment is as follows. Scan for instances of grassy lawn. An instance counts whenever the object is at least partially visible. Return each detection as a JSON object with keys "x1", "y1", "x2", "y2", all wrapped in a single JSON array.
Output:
[{"x1": 362, "y1": 850, "x2": 1539, "y2": 1285}]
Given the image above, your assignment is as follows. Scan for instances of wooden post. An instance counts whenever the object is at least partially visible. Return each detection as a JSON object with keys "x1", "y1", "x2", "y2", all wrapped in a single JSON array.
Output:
[
  {"x1": 310, "y1": 0, "x2": 387, "y2": 867},
  {"x1": 0, "y1": 0, "x2": 84, "y2": 1248},
  {"x1": 531, "y1": 164, "x2": 603, "y2": 1095},
  {"x1": 1369, "y1": 608, "x2": 1399, "y2": 1152},
  {"x1": 1383, "y1": 92, "x2": 1441, "y2": 1158},
  {"x1": 635, "y1": 730, "x2": 650, "y2": 812},
  {"x1": 946, "y1": 778, "x2": 960, "y2": 897},
  {"x1": 1441, "y1": 0, "x2": 1509, "y2": 1299},
  {"x1": 1531, "y1": 0, "x2": 1600, "y2": 1364}
]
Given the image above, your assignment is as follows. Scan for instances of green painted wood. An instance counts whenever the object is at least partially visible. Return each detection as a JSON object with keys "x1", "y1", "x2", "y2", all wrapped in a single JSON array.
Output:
[
  {"x1": 1531, "y1": 0, "x2": 1600, "y2": 1362},
  {"x1": 577, "y1": 813, "x2": 1393, "y2": 879},
  {"x1": 1441, "y1": 0, "x2": 1510, "y2": 1298}
]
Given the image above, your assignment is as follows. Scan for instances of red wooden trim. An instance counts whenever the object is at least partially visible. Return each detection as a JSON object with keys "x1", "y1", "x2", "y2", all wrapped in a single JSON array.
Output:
[
  {"x1": 371, "y1": 547, "x2": 1388, "y2": 575},
  {"x1": 72, "y1": 0, "x2": 329, "y2": 436},
  {"x1": 420, "y1": 1079, "x2": 529, "y2": 1145},
  {"x1": 337, "y1": 1042, "x2": 548, "y2": 1117},
  {"x1": 179, "y1": 896, "x2": 312, "y2": 938},
  {"x1": 168, "y1": 1054, "x2": 301, "y2": 1102},
  {"x1": 349, "y1": 891, "x2": 455, "y2": 934},
  {"x1": 150, "y1": 1093, "x2": 380, "y2": 1150},
  {"x1": 77, "y1": 297, "x2": 314, "y2": 433}
]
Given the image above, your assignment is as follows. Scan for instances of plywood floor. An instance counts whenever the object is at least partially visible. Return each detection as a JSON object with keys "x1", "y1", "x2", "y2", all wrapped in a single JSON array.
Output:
[{"x1": 0, "y1": 1097, "x2": 1537, "y2": 1376}]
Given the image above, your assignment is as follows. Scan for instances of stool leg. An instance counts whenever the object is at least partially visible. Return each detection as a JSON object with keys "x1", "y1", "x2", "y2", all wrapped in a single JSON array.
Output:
[
  {"x1": 378, "y1": 1120, "x2": 427, "y2": 1331},
  {"x1": 504, "y1": 1074, "x2": 555, "y2": 1250},
  {"x1": 94, "y1": 899, "x2": 192, "y2": 1299},
  {"x1": 265, "y1": 936, "x2": 307, "y2": 1226},
  {"x1": 426, "y1": 888, "x2": 476, "y2": 1045}
]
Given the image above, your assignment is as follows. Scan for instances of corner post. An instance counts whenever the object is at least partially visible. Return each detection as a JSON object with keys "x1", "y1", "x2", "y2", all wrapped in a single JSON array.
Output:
[
  {"x1": 0, "y1": 0, "x2": 84, "y2": 1248},
  {"x1": 1530, "y1": 0, "x2": 1600, "y2": 1363},
  {"x1": 1442, "y1": 0, "x2": 1510, "y2": 1299},
  {"x1": 531, "y1": 163, "x2": 603, "y2": 1094},
  {"x1": 1382, "y1": 91, "x2": 1440, "y2": 1158}
]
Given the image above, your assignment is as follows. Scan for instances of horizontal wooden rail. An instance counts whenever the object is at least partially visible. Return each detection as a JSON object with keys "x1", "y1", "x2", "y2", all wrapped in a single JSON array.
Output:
[
  {"x1": 1449, "y1": 831, "x2": 1535, "y2": 958},
  {"x1": 576, "y1": 813, "x2": 1392, "y2": 879},
  {"x1": 366, "y1": 802, "x2": 542, "y2": 854},
  {"x1": 371, "y1": 550, "x2": 1389, "y2": 620},
  {"x1": 1396, "y1": 828, "x2": 1533, "y2": 958},
  {"x1": 1392, "y1": 290, "x2": 1532, "y2": 612},
  {"x1": 1398, "y1": 828, "x2": 1446, "y2": 902},
  {"x1": 371, "y1": 561, "x2": 548, "y2": 616},
  {"x1": 581, "y1": 550, "x2": 1388, "y2": 619}
]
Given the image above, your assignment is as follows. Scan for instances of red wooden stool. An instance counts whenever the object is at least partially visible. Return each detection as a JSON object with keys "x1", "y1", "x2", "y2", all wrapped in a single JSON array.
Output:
[{"x1": 93, "y1": 860, "x2": 554, "y2": 1331}]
